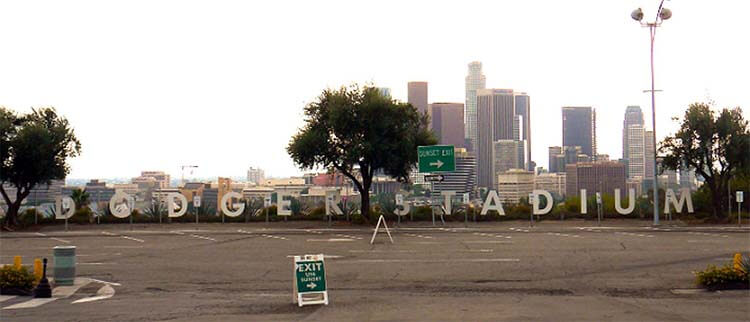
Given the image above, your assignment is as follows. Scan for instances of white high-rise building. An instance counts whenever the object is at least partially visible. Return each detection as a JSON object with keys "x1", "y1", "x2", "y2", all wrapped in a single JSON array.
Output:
[
  {"x1": 626, "y1": 124, "x2": 646, "y2": 179},
  {"x1": 464, "y1": 61, "x2": 486, "y2": 152},
  {"x1": 246, "y1": 167, "x2": 265, "y2": 185}
]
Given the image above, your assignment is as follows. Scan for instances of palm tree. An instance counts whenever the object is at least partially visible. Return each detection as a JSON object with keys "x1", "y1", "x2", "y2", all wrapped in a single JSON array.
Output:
[{"x1": 70, "y1": 188, "x2": 91, "y2": 210}]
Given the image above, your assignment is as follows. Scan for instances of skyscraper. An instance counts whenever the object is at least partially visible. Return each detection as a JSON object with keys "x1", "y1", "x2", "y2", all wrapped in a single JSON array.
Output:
[
  {"x1": 493, "y1": 140, "x2": 521, "y2": 176},
  {"x1": 622, "y1": 106, "x2": 644, "y2": 160},
  {"x1": 514, "y1": 92, "x2": 532, "y2": 170},
  {"x1": 644, "y1": 130, "x2": 655, "y2": 179},
  {"x1": 476, "y1": 88, "x2": 515, "y2": 188},
  {"x1": 408, "y1": 81, "x2": 428, "y2": 115},
  {"x1": 548, "y1": 146, "x2": 562, "y2": 173},
  {"x1": 562, "y1": 106, "x2": 596, "y2": 158},
  {"x1": 464, "y1": 61, "x2": 486, "y2": 152},
  {"x1": 428, "y1": 103, "x2": 465, "y2": 149},
  {"x1": 626, "y1": 124, "x2": 646, "y2": 179}
]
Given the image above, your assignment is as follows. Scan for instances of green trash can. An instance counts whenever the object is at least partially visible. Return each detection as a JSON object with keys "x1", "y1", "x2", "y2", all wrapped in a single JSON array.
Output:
[{"x1": 53, "y1": 246, "x2": 76, "y2": 286}]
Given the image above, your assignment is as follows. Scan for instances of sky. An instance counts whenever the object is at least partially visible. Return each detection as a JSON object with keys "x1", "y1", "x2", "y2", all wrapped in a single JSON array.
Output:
[{"x1": 1, "y1": 0, "x2": 748, "y2": 181}]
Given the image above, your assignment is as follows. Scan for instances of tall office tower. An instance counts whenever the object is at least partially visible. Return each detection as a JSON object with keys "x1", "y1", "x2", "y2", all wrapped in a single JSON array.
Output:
[
  {"x1": 626, "y1": 124, "x2": 646, "y2": 179},
  {"x1": 562, "y1": 106, "x2": 596, "y2": 158},
  {"x1": 429, "y1": 103, "x2": 465, "y2": 149},
  {"x1": 548, "y1": 146, "x2": 562, "y2": 173},
  {"x1": 514, "y1": 92, "x2": 532, "y2": 170},
  {"x1": 644, "y1": 130, "x2": 655, "y2": 179},
  {"x1": 513, "y1": 115, "x2": 526, "y2": 169},
  {"x1": 493, "y1": 140, "x2": 521, "y2": 179},
  {"x1": 432, "y1": 148, "x2": 477, "y2": 198},
  {"x1": 408, "y1": 82, "x2": 428, "y2": 115},
  {"x1": 622, "y1": 106, "x2": 644, "y2": 160},
  {"x1": 476, "y1": 89, "x2": 515, "y2": 188},
  {"x1": 464, "y1": 61, "x2": 486, "y2": 152}
]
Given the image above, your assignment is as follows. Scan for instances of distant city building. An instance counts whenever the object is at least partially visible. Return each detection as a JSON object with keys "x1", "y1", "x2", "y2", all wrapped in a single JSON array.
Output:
[
  {"x1": 562, "y1": 106, "x2": 596, "y2": 159},
  {"x1": 263, "y1": 178, "x2": 306, "y2": 186},
  {"x1": 1, "y1": 180, "x2": 64, "y2": 207},
  {"x1": 376, "y1": 87, "x2": 391, "y2": 98},
  {"x1": 565, "y1": 161, "x2": 626, "y2": 198},
  {"x1": 429, "y1": 102, "x2": 465, "y2": 149},
  {"x1": 548, "y1": 146, "x2": 562, "y2": 173},
  {"x1": 312, "y1": 172, "x2": 349, "y2": 186},
  {"x1": 535, "y1": 172, "x2": 566, "y2": 199},
  {"x1": 679, "y1": 166, "x2": 697, "y2": 191},
  {"x1": 432, "y1": 148, "x2": 477, "y2": 198},
  {"x1": 512, "y1": 115, "x2": 527, "y2": 169},
  {"x1": 626, "y1": 177, "x2": 644, "y2": 196},
  {"x1": 626, "y1": 124, "x2": 646, "y2": 179},
  {"x1": 476, "y1": 88, "x2": 515, "y2": 188},
  {"x1": 622, "y1": 106, "x2": 644, "y2": 161},
  {"x1": 133, "y1": 171, "x2": 170, "y2": 189},
  {"x1": 464, "y1": 61, "x2": 486, "y2": 152},
  {"x1": 493, "y1": 140, "x2": 522, "y2": 184},
  {"x1": 514, "y1": 92, "x2": 532, "y2": 170},
  {"x1": 246, "y1": 167, "x2": 265, "y2": 185},
  {"x1": 644, "y1": 130, "x2": 655, "y2": 179},
  {"x1": 497, "y1": 169, "x2": 535, "y2": 204},
  {"x1": 408, "y1": 81, "x2": 428, "y2": 115},
  {"x1": 596, "y1": 154, "x2": 610, "y2": 162}
]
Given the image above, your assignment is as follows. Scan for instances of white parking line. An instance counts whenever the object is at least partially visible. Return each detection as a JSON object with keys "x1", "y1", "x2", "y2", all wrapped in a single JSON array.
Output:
[
  {"x1": 121, "y1": 236, "x2": 145, "y2": 243},
  {"x1": 509, "y1": 228, "x2": 530, "y2": 233},
  {"x1": 72, "y1": 284, "x2": 115, "y2": 304},
  {"x1": 615, "y1": 232, "x2": 654, "y2": 238},
  {"x1": 35, "y1": 232, "x2": 71, "y2": 244},
  {"x1": 189, "y1": 234, "x2": 217, "y2": 242},
  {"x1": 464, "y1": 240, "x2": 513, "y2": 244},
  {"x1": 261, "y1": 234, "x2": 288, "y2": 240},
  {"x1": 474, "y1": 232, "x2": 512, "y2": 239},
  {"x1": 335, "y1": 234, "x2": 363, "y2": 240},
  {"x1": 307, "y1": 238, "x2": 355, "y2": 242},
  {"x1": 404, "y1": 233, "x2": 434, "y2": 239},
  {"x1": 546, "y1": 232, "x2": 581, "y2": 238},
  {"x1": 687, "y1": 232, "x2": 729, "y2": 238},
  {"x1": 3, "y1": 298, "x2": 58, "y2": 309}
]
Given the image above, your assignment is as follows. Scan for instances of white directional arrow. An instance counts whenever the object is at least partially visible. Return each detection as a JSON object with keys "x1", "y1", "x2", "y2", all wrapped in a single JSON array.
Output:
[
  {"x1": 306, "y1": 282, "x2": 317, "y2": 289},
  {"x1": 429, "y1": 160, "x2": 444, "y2": 168}
]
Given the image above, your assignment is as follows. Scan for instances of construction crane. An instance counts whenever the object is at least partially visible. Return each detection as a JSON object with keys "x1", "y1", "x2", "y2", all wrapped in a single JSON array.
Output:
[{"x1": 181, "y1": 165, "x2": 199, "y2": 187}]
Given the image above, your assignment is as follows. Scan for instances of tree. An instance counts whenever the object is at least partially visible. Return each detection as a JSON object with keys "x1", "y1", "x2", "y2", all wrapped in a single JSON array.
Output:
[
  {"x1": 1, "y1": 107, "x2": 81, "y2": 228},
  {"x1": 660, "y1": 103, "x2": 750, "y2": 219},
  {"x1": 287, "y1": 85, "x2": 436, "y2": 222},
  {"x1": 70, "y1": 188, "x2": 90, "y2": 210}
]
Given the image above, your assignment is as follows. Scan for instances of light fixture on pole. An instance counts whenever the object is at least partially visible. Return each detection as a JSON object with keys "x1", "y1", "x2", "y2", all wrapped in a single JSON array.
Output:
[{"x1": 631, "y1": 0, "x2": 671, "y2": 226}]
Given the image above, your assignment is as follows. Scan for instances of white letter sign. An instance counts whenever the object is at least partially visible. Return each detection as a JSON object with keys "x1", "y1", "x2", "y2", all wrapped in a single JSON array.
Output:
[
  {"x1": 221, "y1": 191, "x2": 245, "y2": 217},
  {"x1": 480, "y1": 190, "x2": 505, "y2": 216}
]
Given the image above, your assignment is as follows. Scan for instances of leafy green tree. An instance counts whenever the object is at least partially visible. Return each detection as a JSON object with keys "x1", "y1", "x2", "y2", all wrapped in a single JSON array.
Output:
[
  {"x1": 287, "y1": 85, "x2": 436, "y2": 222},
  {"x1": 660, "y1": 103, "x2": 750, "y2": 218},
  {"x1": 1, "y1": 107, "x2": 81, "y2": 228},
  {"x1": 70, "y1": 188, "x2": 90, "y2": 210}
]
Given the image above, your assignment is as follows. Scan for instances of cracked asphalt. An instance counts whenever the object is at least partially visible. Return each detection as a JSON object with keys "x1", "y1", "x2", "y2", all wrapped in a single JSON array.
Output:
[{"x1": 1, "y1": 219, "x2": 749, "y2": 321}]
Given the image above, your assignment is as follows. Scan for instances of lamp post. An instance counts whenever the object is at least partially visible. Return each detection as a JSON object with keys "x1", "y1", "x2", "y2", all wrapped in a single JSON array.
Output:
[{"x1": 631, "y1": 1, "x2": 672, "y2": 226}]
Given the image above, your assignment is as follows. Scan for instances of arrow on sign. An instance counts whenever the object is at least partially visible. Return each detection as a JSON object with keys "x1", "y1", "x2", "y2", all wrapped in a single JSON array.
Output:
[
  {"x1": 429, "y1": 160, "x2": 444, "y2": 168},
  {"x1": 306, "y1": 282, "x2": 317, "y2": 289}
]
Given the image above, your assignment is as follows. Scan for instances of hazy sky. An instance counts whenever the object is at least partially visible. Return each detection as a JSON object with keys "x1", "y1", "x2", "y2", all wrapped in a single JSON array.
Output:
[{"x1": 2, "y1": 0, "x2": 748, "y2": 180}]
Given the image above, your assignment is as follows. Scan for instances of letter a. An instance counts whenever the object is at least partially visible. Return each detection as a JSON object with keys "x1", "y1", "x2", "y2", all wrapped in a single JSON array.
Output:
[{"x1": 481, "y1": 190, "x2": 505, "y2": 216}]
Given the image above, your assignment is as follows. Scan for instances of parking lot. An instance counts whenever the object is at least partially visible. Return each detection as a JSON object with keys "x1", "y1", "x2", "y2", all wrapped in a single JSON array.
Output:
[{"x1": 2, "y1": 220, "x2": 749, "y2": 321}]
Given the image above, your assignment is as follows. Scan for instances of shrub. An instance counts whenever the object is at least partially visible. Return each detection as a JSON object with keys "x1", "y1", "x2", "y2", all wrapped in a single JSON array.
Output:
[
  {"x1": 695, "y1": 255, "x2": 750, "y2": 290},
  {"x1": 70, "y1": 207, "x2": 94, "y2": 224},
  {"x1": 0, "y1": 265, "x2": 36, "y2": 295}
]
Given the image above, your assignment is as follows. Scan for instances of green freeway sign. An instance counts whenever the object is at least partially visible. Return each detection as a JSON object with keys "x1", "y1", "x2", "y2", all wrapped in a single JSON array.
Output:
[
  {"x1": 295, "y1": 260, "x2": 327, "y2": 293},
  {"x1": 418, "y1": 145, "x2": 455, "y2": 173}
]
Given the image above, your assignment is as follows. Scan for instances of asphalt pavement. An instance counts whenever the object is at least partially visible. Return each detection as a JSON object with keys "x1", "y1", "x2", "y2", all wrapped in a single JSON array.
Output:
[{"x1": 1, "y1": 220, "x2": 749, "y2": 321}]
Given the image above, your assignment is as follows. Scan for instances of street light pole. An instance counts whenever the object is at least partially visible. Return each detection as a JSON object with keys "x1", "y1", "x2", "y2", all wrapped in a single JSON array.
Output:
[{"x1": 632, "y1": 1, "x2": 671, "y2": 226}]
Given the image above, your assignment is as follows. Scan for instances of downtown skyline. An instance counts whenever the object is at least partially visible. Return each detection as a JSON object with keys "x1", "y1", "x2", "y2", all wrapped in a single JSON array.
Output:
[{"x1": 1, "y1": 1, "x2": 748, "y2": 180}]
